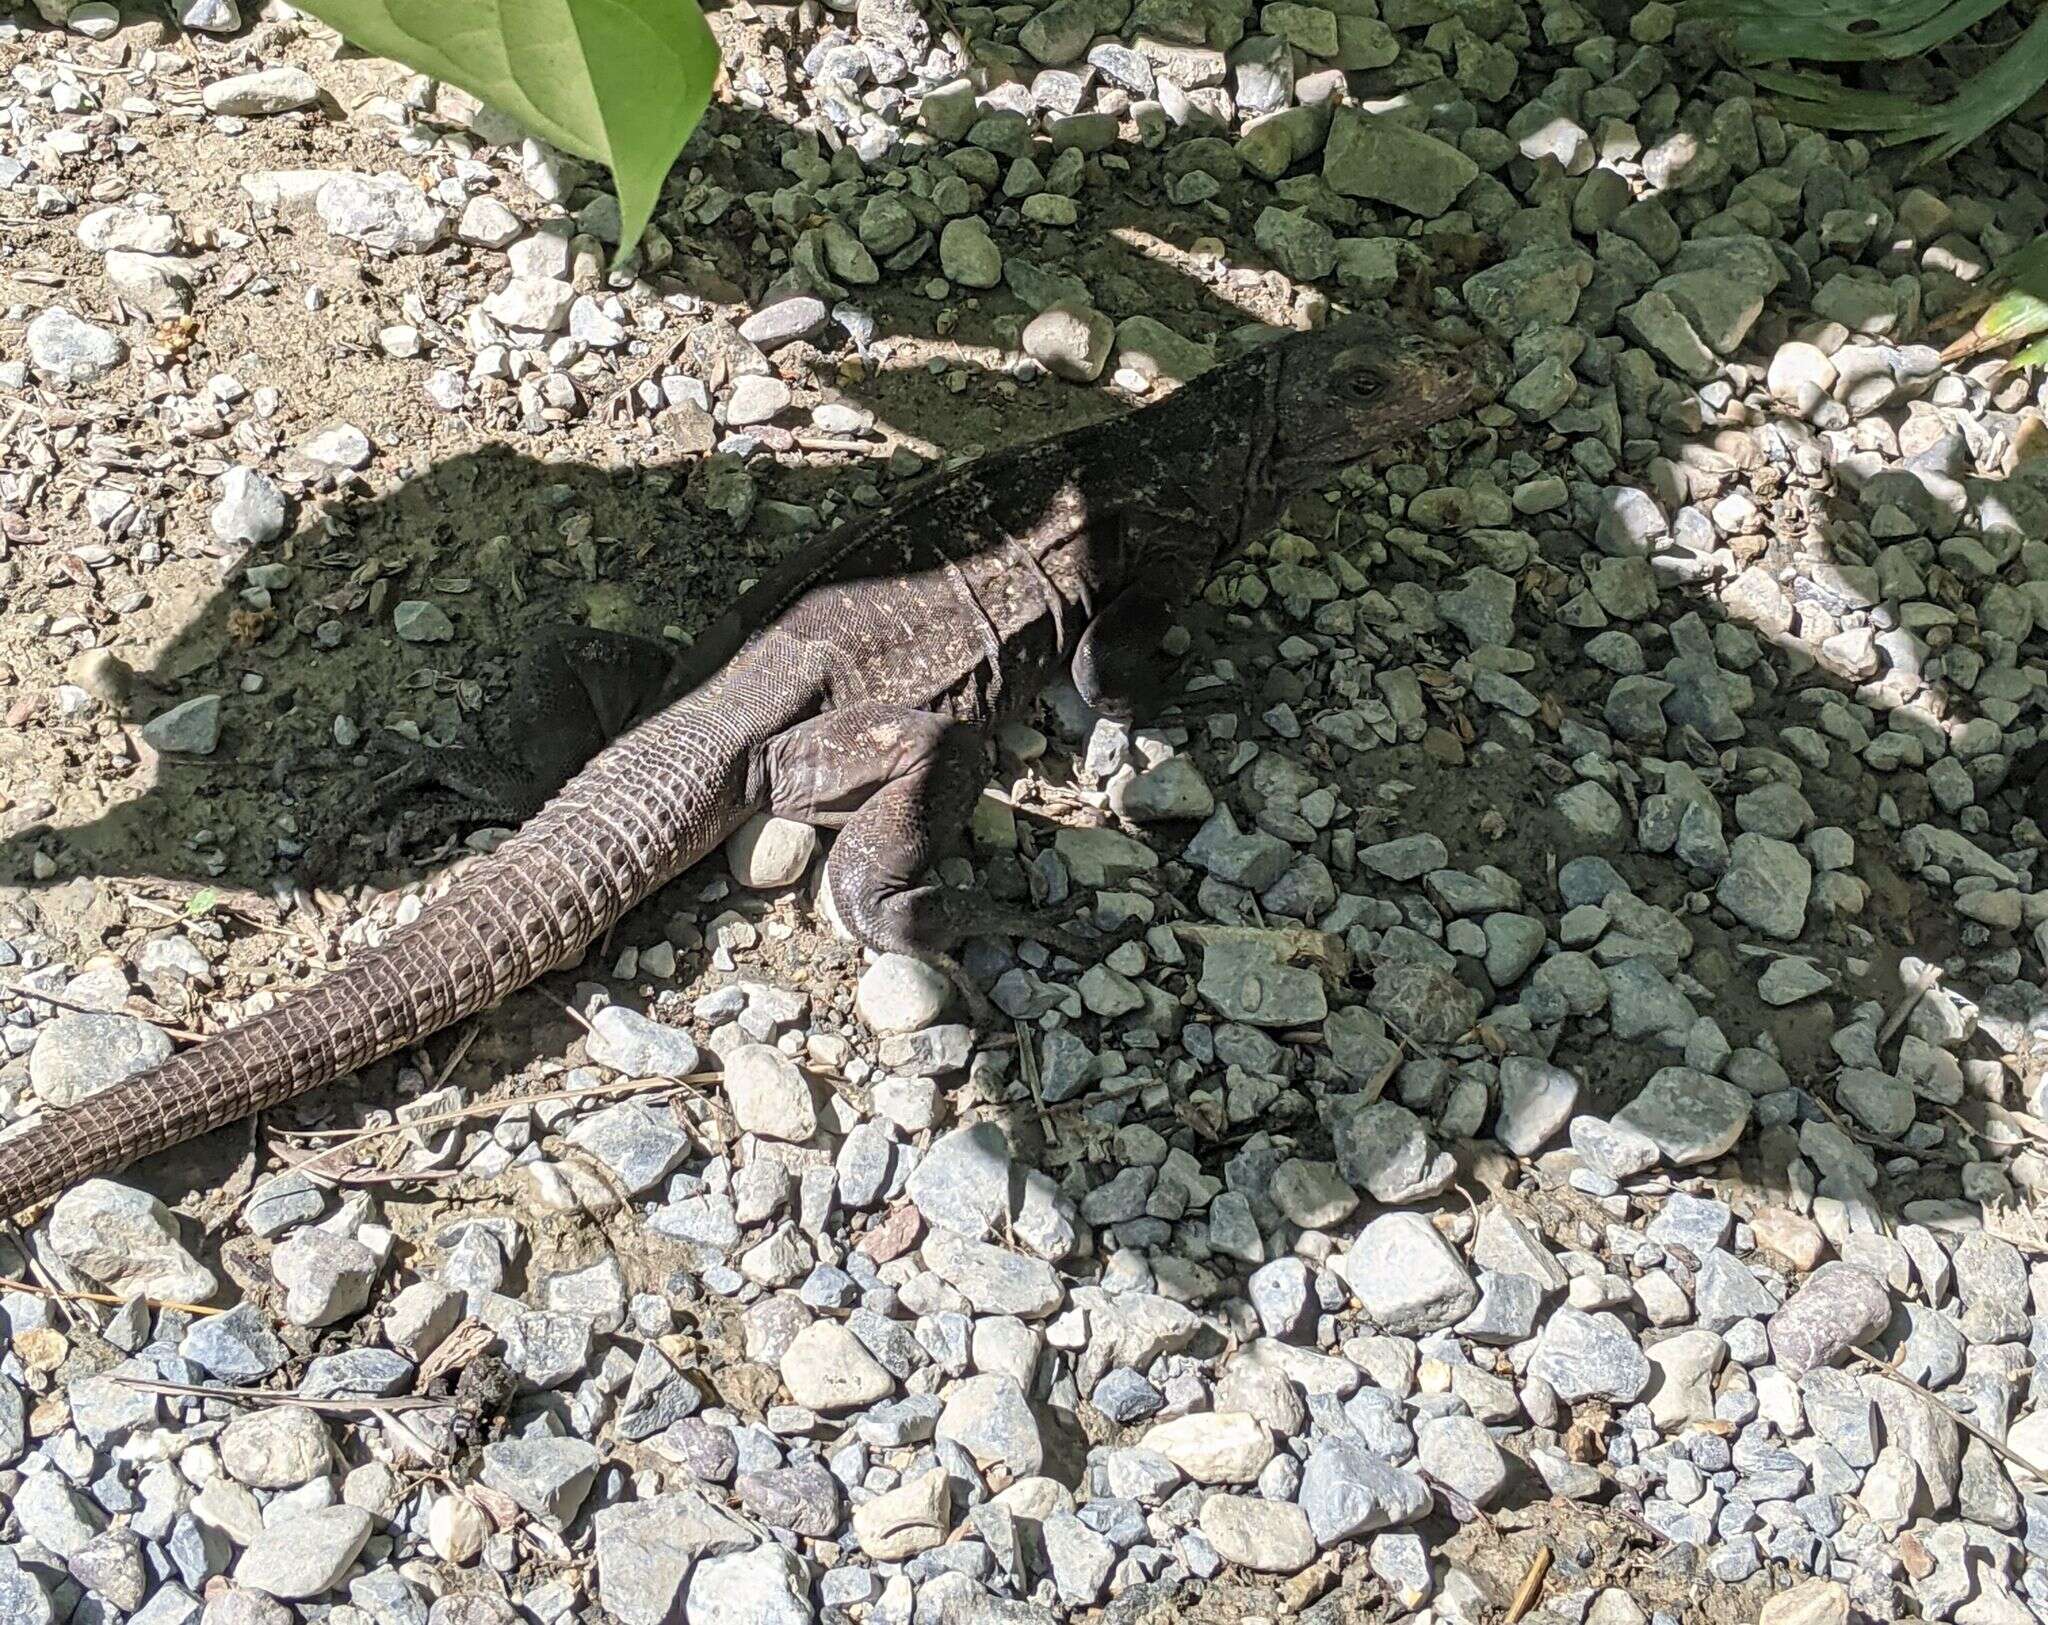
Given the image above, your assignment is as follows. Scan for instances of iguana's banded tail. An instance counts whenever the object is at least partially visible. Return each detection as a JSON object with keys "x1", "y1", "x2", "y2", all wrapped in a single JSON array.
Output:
[{"x1": 0, "y1": 702, "x2": 754, "y2": 1218}]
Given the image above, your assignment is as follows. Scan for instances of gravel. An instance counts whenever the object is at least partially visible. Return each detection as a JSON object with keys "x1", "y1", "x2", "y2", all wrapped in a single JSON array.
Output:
[{"x1": 6, "y1": 2, "x2": 2048, "y2": 1621}]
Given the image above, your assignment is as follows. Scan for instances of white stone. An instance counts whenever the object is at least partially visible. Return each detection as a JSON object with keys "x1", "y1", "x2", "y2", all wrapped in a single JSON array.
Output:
[
  {"x1": 203, "y1": 67, "x2": 320, "y2": 115},
  {"x1": 725, "y1": 814, "x2": 817, "y2": 888},
  {"x1": 780, "y1": 1320, "x2": 893, "y2": 1411},
  {"x1": 724, "y1": 1045, "x2": 818, "y2": 1141},
  {"x1": 1141, "y1": 1412, "x2": 1275, "y2": 1483},
  {"x1": 857, "y1": 953, "x2": 951, "y2": 1034}
]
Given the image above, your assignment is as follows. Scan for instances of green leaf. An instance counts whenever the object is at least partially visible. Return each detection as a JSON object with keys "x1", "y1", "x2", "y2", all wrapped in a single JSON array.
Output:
[
  {"x1": 1734, "y1": 8, "x2": 2048, "y2": 167},
  {"x1": 2016, "y1": 335, "x2": 2048, "y2": 368},
  {"x1": 1889, "y1": 7, "x2": 2048, "y2": 166},
  {"x1": 1977, "y1": 287, "x2": 2048, "y2": 347},
  {"x1": 184, "y1": 888, "x2": 219, "y2": 918},
  {"x1": 1686, "y1": 0, "x2": 2009, "y2": 63},
  {"x1": 293, "y1": 0, "x2": 719, "y2": 262}
]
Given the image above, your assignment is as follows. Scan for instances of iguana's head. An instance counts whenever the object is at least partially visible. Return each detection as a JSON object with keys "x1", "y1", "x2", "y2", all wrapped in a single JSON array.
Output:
[{"x1": 1264, "y1": 311, "x2": 1499, "y2": 488}]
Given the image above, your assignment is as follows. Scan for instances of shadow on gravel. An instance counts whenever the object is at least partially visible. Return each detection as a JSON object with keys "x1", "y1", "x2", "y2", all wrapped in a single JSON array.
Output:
[
  {"x1": 5, "y1": 0, "x2": 2048, "y2": 1378},
  {"x1": 4, "y1": 384, "x2": 2047, "y2": 1225},
  {"x1": 7, "y1": 14, "x2": 2048, "y2": 1621}
]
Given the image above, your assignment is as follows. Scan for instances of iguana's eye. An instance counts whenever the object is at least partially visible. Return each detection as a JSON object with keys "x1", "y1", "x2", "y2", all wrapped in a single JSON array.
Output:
[{"x1": 1347, "y1": 373, "x2": 1386, "y2": 400}]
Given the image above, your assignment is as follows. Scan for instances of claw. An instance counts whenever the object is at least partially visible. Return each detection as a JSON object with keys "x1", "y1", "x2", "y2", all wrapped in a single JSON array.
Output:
[{"x1": 908, "y1": 947, "x2": 998, "y2": 1027}]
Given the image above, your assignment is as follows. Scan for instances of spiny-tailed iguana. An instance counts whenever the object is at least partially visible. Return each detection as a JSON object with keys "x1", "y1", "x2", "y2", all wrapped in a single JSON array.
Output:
[{"x1": 0, "y1": 312, "x2": 1491, "y2": 1217}]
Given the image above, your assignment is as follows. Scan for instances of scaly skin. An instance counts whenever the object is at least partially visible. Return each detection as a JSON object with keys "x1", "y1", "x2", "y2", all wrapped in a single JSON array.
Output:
[{"x1": 0, "y1": 313, "x2": 1492, "y2": 1218}]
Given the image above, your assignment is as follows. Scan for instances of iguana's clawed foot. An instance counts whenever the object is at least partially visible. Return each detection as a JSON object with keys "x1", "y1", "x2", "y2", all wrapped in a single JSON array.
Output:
[
  {"x1": 918, "y1": 893, "x2": 1147, "y2": 1028},
  {"x1": 929, "y1": 951, "x2": 1000, "y2": 1028},
  {"x1": 300, "y1": 738, "x2": 538, "y2": 884},
  {"x1": 947, "y1": 895, "x2": 1140, "y2": 966}
]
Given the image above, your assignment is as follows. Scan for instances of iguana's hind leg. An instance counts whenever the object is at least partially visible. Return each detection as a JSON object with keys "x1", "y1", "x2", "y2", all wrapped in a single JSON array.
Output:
[
  {"x1": 763, "y1": 705, "x2": 1128, "y2": 1015},
  {"x1": 305, "y1": 626, "x2": 678, "y2": 876},
  {"x1": 506, "y1": 624, "x2": 680, "y2": 797}
]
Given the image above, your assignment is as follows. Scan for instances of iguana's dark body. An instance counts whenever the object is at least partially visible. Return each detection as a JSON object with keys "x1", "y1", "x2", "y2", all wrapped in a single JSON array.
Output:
[{"x1": 0, "y1": 314, "x2": 1486, "y2": 1216}]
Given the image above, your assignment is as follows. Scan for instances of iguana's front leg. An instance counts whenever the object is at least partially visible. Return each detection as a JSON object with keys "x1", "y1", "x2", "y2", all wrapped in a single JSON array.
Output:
[
  {"x1": 762, "y1": 704, "x2": 1124, "y2": 1011},
  {"x1": 1071, "y1": 519, "x2": 1205, "y2": 721},
  {"x1": 1071, "y1": 584, "x2": 1181, "y2": 723}
]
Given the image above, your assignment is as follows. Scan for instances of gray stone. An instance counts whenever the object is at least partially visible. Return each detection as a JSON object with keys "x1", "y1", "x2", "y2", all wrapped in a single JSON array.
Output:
[
  {"x1": 1340, "y1": 1212, "x2": 1477, "y2": 1334},
  {"x1": 922, "y1": 1228, "x2": 1063, "y2": 1317},
  {"x1": 593, "y1": 1492, "x2": 758, "y2": 1625},
  {"x1": 1044, "y1": 1509, "x2": 1116, "y2": 1605},
  {"x1": 737, "y1": 296, "x2": 829, "y2": 352},
  {"x1": 1655, "y1": 235, "x2": 1783, "y2": 353},
  {"x1": 211, "y1": 467, "x2": 288, "y2": 546},
  {"x1": 858, "y1": 954, "x2": 951, "y2": 1033},
  {"x1": 27, "y1": 306, "x2": 127, "y2": 385},
  {"x1": 233, "y1": 1506, "x2": 374, "y2": 1599},
  {"x1": 70, "y1": 1526, "x2": 150, "y2": 1611},
  {"x1": 586, "y1": 1005, "x2": 701, "y2": 1077},
  {"x1": 1613, "y1": 1067, "x2": 1750, "y2": 1166},
  {"x1": 1323, "y1": 107, "x2": 1478, "y2": 217},
  {"x1": 220, "y1": 1407, "x2": 331, "y2": 1488},
  {"x1": 725, "y1": 1045, "x2": 818, "y2": 1141},
  {"x1": 29, "y1": 1012, "x2": 174, "y2": 1108},
  {"x1": 48, "y1": 1179, "x2": 216, "y2": 1303},
  {"x1": 1112, "y1": 754, "x2": 1214, "y2": 820},
  {"x1": 203, "y1": 66, "x2": 321, "y2": 114},
  {"x1": 272, "y1": 1226, "x2": 379, "y2": 1326},
  {"x1": 853, "y1": 1467, "x2": 950, "y2": 1558},
  {"x1": 1298, "y1": 1439, "x2": 1431, "y2": 1544},
  {"x1": 317, "y1": 172, "x2": 448, "y2": 252},
  {"x1": 940, "y1": 218, "x2": 1002, "y2": 287},
  {"x1": 566, "y1": 1099, "x2": 694, "y2": 1194},
  {"x1": 1494, "y1": 1057, "x2": 1578, "y2": 1154},
  {"x1": 1198, "y1": 937, "x2": 1327, "y2": 1026},
  {"x1": 1198, "y1": 1495, "x2": 1316, "y2": 1572},
  {"x1": 1361, "y1": 835, "x2": 1447, "y2": 880},
  {"x1": 1326, "y1": 1098, "x2": 1453, "y2": 1203},
  {"x1": 480, "y1": 1437, "x2": 601, "y2": 1529},
  {"x1": 140, "y1": 695, "x2": 224, "y2": 756},
  {"x1": 683, "y1": 1542, "x2": 811, "y2": 1625},
  {"x1": 938, "y1": 1373, "x2": 1047, "y2": 1476},
  {"x1": 392, "y1": 601, "x2": 455, "y2": 642},
  {"x1": 1717, "y1": 835, "x2": 1812, "y2": 940},
  {"x1": 181, "y1": 1302, "x2": 288, "y2": 1380},
  {"x1": 16, "y1": 1470, "x2": 106, "y2": 1555},
  {"x1": 1255, "y1": 206, "x2": 1338, "y2": 281},
  {"x1": 907, "y1": 1122, "x2": 1016, "y2": 1239},
  {"x1": 1952, "y1": 1233, "x2": 2030, "y2": 1344},
  {"x1": 1023, "y1": 304, "x2": 1114, "y2": 383},
  {"x1": 1528, "y1": 1308, "x2": 1651, "y2": 1402},
  {"x1": 1416, "y1": 1414, "x2": 1509, "y2": 1507}
]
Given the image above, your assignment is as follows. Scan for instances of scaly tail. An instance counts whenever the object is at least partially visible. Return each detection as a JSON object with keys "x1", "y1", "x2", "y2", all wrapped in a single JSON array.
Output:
[{"x1": 0, "y1": 700, "x2": 759, "y2": 1219}]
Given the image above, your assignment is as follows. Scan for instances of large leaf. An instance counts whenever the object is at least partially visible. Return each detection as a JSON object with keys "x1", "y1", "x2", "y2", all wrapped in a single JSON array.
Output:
[{"x1": 294, "y1": 0, "x2": 719, "y2": 261}]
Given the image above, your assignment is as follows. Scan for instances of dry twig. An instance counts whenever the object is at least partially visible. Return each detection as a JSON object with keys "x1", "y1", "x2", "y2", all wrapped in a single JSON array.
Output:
[
  {"x1": 1504, "y1": 1544, "x2": 1553, "y2": 1625},
  {"x1": 1852, "y1": 1346, "x2": 2048, "y2": 1487},
  {"x1": 112, "y1": 1375, "x2": 455, "y2": 1414},
  {"x1": 0, "y1": 1273, "x2": 223, "y2": 1318}
]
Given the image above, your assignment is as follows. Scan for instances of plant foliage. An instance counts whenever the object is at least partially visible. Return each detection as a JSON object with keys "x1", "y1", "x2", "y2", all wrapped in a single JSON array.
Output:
[
  {"x1": 295, "y1": 0, "x2": 720, "y2": 261},
  {"x1": 1684, "y1": 0, "x2": 2048, "y2": 168},
  {"x1": 1950, "y1": 234, "x2": 2048, "y2": 366}
]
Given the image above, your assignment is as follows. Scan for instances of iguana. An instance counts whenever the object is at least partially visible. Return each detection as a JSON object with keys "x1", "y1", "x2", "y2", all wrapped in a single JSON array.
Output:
[{"x1": 0, "y1": 312, "x2": 1491, "y2": 1218}]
